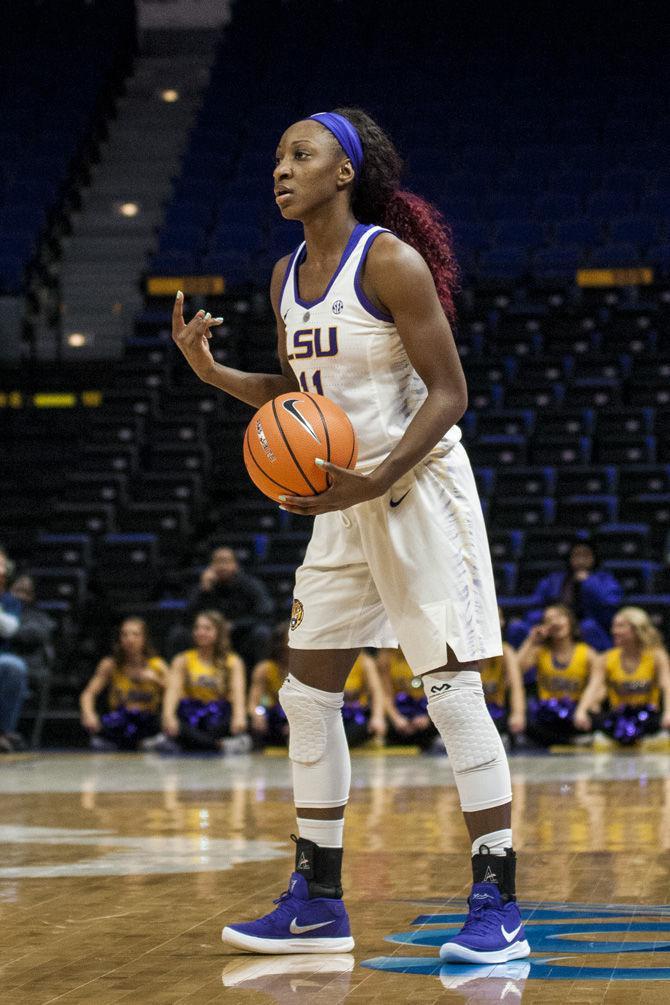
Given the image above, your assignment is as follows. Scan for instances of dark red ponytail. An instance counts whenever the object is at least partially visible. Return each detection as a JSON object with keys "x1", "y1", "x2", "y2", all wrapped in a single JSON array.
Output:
[
  {"x1": 333, "y1": 107, "x2": 459, "y2": 324},
  {"x1": 382, "y1": 190, "x2": 459, "y2": 323}
]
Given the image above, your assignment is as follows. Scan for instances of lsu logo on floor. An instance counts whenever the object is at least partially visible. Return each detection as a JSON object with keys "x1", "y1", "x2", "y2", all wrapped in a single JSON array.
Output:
[{"x1": 362, "y1": 900, "x2": 670, "y2": 991}]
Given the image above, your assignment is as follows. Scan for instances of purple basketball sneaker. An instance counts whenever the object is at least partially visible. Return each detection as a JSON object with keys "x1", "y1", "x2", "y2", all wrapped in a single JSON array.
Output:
[
  {"x1": 221, "y1": 871, "x2": 354, "y2": 954},
  {"x1": 440, "y1": 848, "x2": 530, "y2": 965}
]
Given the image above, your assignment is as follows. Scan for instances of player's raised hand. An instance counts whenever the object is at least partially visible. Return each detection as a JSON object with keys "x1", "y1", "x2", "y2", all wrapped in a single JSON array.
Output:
[{"x1": 172, "y1": 290, "x2": 223, "y2": 379}]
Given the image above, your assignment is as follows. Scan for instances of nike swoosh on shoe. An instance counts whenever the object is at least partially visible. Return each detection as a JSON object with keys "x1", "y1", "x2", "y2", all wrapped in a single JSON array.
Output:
[
  {"x1": 289, "y1": 918, "x2": 336, "y2": 935},
  {"x1": 501, "y1": 923, "x2": 523, "y2": 943}
]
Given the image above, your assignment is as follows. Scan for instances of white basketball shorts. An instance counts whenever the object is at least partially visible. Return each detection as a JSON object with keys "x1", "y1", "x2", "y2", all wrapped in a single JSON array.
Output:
[{"x1": 287, "y1": 443, "x2": 503, "y2": 674}]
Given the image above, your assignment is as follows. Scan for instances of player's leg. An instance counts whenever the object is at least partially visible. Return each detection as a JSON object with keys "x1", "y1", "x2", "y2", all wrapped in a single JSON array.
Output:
[
  {"x1": 358, "y1": 446, "x2": 529, "y2": 964},
  {"x1": 222, "y1": 646, "x2": 358, "y2": 954},
  {"x1": 420, "y1": 651, "x2": 529, "y2": 964}
]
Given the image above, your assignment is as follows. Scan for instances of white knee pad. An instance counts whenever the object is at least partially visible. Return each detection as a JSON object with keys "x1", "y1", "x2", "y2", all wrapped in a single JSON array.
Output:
[
  {"x1": 278, "y1": 675, "x2": 351, "y2": 809},
  {"x1": 425, "y1": 670, "x2": 512, "y2": 812}
]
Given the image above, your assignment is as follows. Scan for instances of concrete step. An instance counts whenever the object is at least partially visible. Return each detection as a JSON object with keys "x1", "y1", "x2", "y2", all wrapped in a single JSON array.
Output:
[
  {"x1": 79, "y1": 191, "x2": 167, "y2": 213},
  {"x1": 61, "y1": 235, "x2": 153, "y2": 260},
  {"x1": 72, "y1": 214, "x2": 161, "y2": 237}
]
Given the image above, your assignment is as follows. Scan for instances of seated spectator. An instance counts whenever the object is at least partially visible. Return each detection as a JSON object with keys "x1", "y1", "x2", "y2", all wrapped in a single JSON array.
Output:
[
  {"x1": 80, "y1": 617, "x2": 167, "y2": 751},
  {"x1": 342, "y1": 651, "x2": 386, "y2": 748},
  {"x1": 574, "y1": 607, "x2": 670, "y2": 748},
  {"x1": 248, "y1": 622, "x2": 290, "y2": 747},
  {"x1": 509, "y1": 540, "x2": 623, "y2": 651},
  {"x1": 154, "y1": 611, "x2": 249, "y2": 754},
  {"x1": 480, "y1": 609, "x2": 526, "y2": 747},
  {"x1": 0, "y1": 547, "x2": 29, "y2": 753},
  {"x1": 377, "y1": 647, "x2": 438, "y2": 752},
  {"x1": 518, "y1": 605, "x2": 596, "y2": 746},
  {"x1": 169, "y1": 547, "x2": 273, "y2": 670},
  {"x1": 10, "y1": 574, "x2": 56, "y2": 684}
]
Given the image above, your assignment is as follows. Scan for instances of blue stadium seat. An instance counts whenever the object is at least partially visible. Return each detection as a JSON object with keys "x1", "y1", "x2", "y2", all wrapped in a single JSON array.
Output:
[
  {"x1": 469, "y1": 435, "x2": 528, "y2": 467},
  {"x1": 557, "y1": 494, "x2": 619, "y2": 529},
  {"x1": 602, "y1": 560, "x2": 660, "y2": 594},
  {"x1": 493, "y1": 562, "x2": 518, "y2": 595},
  {"x1": 477, "y1": 247, "x2": 529, "y2": 282},
  {"x1": 588, "y1": 242, "x2": 641, "y2": 268},
  {"x1": 475, "y1": 410, "x2": 535, "y2": 437},
  {"x1": 489, "y1": 529, "x2": 525, "y2": 562},
  {"x1": 554, "y1": 465, "x2": 618, "y2": 497},
  {"x1": 522, "y1": 528, "x2": 581, "y2": 563},
  {"x1": 491, "y1": 496, "x2": 556, "y2": 529},
  {"x1": 593, "y1": 523, "x2": 651, "y2": 560},
  {"x1": 531, "y1": 246, "x2": 584, "y2": 284},
  {"x1": 596, "y1": 436, "x2": 656, "y2": 465},
  {"x1": 530, "y1": 435, "x2": 591, "y2": 466},
  {"x1": 534, "y1": 410, "x2": 594, "y2": 437}
]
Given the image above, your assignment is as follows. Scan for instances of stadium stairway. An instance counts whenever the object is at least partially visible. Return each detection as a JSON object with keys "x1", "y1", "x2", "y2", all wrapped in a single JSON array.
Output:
[{"x1": 57, "y1": 44, "x2": 217, "y2": 361}]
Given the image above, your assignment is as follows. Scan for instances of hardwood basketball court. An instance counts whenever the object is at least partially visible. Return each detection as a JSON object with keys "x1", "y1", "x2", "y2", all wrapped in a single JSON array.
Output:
[{"x1": 2, "y1": 750, "x2": 670, "y2": 1003}]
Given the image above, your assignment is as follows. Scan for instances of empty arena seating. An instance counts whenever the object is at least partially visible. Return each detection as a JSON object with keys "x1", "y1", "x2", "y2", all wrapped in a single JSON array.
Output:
[
  {"x1": 2, "y1": 2, "x2": 670, "y2": 742},
  {"x1": 0, "y1": 1, "x2": 136, "y2": 296}
]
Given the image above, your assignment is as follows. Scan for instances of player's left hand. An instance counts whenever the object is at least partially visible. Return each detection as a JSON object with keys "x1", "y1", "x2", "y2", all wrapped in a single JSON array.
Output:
[{"x1": 279, "y1": 460, "x2": 385, "y2": 515}]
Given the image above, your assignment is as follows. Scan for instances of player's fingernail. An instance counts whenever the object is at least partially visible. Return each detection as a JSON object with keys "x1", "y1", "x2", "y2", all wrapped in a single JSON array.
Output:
[
  {"x1": 315, "y1": 458, "x2": 325, "y2": 467},
  {"x1": 213, "y1": 316, "x2": 224, "y2": 322},
  {"x1": 278, "y1": 495, "x2": 287, "y2": 501},
  {"x1": 205, "y1": 312, "x2": 211, "y2": 320},
  {"x1": 198, "y1": 310, "x2": 206, "y2": 317},
  {"x1": 176, "y1": 290, "x2": 183, "y2": 300},
  {"x1": 278, "y1": 505, "x2": 288, "y2": 511}
]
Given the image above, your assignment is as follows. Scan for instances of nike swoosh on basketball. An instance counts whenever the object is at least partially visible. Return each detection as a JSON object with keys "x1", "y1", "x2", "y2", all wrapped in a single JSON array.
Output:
[
  {"x1": 289, "y1": 918, "x2": 336, "y2": 935},
  {"x1": 390, "y1": 488, "x2": 412, "y2": 508},
  {"x1": 282, "y1": 398, "x2": 321, "y2": 442},
  {"x1": 501, "y1": 923, "x2": 522, "y2": 943}
]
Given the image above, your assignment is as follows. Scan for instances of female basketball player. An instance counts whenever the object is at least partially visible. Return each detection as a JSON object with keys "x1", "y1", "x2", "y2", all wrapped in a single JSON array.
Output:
[
  {"x1": 172, "y1": 108, "x2": 528, "y2": 964},
  {"x1": 79, "y1": 617, "x2": 166, "y2": 751}
]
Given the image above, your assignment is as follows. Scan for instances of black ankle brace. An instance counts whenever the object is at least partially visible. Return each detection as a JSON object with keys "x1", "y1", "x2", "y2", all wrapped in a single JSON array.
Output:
[
  {"x1": 292, "y1": 835, "x2": 343, "y2": 899},
  {"x1": 472, "y1": 846, "x2": 517, "y2": 902}
]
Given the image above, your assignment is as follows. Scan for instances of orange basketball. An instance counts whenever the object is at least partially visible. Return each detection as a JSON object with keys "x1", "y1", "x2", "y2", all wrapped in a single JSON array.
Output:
[{"x1": 243, "y1": 392, "x2": 358, "y2": 503}]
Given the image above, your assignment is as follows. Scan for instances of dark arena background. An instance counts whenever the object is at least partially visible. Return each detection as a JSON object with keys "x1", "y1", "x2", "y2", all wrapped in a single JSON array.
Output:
[{"x1": 2, "y1": 1, "x2": 670, "y2": 1002}]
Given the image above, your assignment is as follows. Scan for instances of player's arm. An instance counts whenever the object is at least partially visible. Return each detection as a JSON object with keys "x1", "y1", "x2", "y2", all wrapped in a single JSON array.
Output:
[
  {"x1": 574, "y1": 654, "x2": 606, "y2": 729},
  {"x1": 502, "y1": 643, "x2": 526, "y2": 734},
  {"x1": 171, "y1": 257, "x2": 298, "y2": 408},
  {"x1": 162, "y1": 654, "x2": 186, "y2": 736},
  {"x1": 228, "y1": 654, "x2": 248, "y2": 735},
  {"x1": 362, "y1": 235, "x2": 468, "y2": 493},
  {"x1": 654, "y1": 648, "x2": 670, "y2": 729},
  {"x1": 79, "y1": 657, "x2": 113, "y2": 732}
]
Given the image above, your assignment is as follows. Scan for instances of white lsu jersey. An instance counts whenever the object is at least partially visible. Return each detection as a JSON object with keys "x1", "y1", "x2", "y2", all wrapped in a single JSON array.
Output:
[{"x1": 278, "y1": 222, "x2": 462, "y2": 469}]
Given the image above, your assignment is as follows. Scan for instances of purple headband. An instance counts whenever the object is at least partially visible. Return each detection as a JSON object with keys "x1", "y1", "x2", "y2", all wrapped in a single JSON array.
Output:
[{"x1": 309, "y1": 111, "x2": 364, "y2": 179}]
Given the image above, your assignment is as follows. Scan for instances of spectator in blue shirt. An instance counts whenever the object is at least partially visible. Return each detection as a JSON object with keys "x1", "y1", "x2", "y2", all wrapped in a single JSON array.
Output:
[
  {"x1": 0, "y1": 548, "x2": 29, "y2": 752},
  {"x1": 509, "y1": 540, "x2": 623, "y2": 652}
]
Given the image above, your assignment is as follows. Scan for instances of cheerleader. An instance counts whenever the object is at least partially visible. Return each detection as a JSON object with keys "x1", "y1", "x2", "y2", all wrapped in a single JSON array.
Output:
[
  {"x1": 574, "y1": 607, "x2": 670, "y2": 747},
  {"x1": 341, "y1": 650, "x2": 386, "y2": 748},
  {"x1": 480, "y1": 641, "x2": 526, "y2": 746},
  {"x1": 248, "y1": 622, "x2": 291, "y2": 747},
  {"x1": 377, "y1": 647, "x2": 438, "y2": 751},
  {"x1": 80, "y1": 618, "x2": 167, "y2": 751},
  {"x1": 518, "y1": 605, "x2": 596, "y2": 746},
  {"x1": 158, "y1": 611, "x2": 249, "y2": 753}
]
